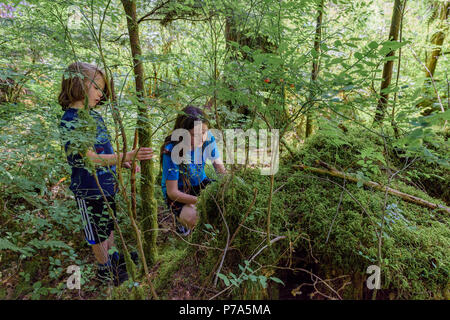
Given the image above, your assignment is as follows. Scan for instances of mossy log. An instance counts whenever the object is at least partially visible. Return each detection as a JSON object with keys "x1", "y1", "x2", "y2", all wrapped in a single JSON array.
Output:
[{"x1": 293, "y1": 163, "x2": 450, "y2": 214}]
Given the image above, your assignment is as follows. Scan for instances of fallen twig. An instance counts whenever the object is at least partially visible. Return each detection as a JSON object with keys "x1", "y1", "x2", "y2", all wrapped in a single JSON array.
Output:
[{"x1": 293, "y1": 163, "x2": 450, "y2": 213}]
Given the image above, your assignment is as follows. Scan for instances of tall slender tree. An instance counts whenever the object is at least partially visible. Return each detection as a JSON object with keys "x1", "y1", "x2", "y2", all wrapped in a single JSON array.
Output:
[
  {"x1": 121, "y1": 0, "x2": 158, "y2": 266},
  {"x1": 425, "y1": 1, "x2": 449, "y2": 79},
  {"x1": 373, "y1": 0, "x2": 404, "y2": 124},
  {"x1": 306, "y1": 0, "x2": 324, "y2": 138},
  {"x1": 418, "y1": 1, "x2": 449, "y2": 114}
]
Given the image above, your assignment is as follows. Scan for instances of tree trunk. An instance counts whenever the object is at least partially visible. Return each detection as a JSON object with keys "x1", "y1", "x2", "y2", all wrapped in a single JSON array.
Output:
[
  {"x1": 121, "y1": 0, "x2": 158, "y2": 265},
  {"x1": 223, "y1": 9, "x2": 278, "y2": 125},
  {"x1": 425, "y1": 1, "x2": 449, "y2": 79},
  {"x1": 305, "y1": 0, "x2": 324, "y2": 138},
  {"x1": 418, "y1": 1, "x2": 449, "y2": 114},
  {"x1": 373, "y1": 0, "x2": 404, "y2": 124}
]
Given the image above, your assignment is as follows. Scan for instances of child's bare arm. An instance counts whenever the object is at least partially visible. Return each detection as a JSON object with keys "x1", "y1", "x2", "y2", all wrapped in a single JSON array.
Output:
[
  {"x1": 166, "y1": 180, "x2": 198, "y2": 205},
  {"x1": 213, "y1": 158, "x2": 227, "y2": 174},
  {"x1": 86, "y1": 147, "x2": 154, "y2": 166}
]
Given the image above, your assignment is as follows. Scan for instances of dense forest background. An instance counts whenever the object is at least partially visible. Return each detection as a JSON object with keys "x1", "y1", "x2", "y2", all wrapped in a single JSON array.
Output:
[{"x1": 0, "y1": 0, "x2": 449, "y2": 300}]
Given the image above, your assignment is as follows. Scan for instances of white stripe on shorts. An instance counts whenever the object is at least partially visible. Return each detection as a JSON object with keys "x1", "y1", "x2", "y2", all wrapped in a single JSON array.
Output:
[
  {"x1": 77, "y1": 198, "x2": 95, "y2": 242},
  {"x1": 80, "y1": 198, "x2": 96, "y2": 241}
]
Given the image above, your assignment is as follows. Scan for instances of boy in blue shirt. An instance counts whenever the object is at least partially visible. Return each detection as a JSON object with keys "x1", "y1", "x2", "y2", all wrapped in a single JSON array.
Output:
[{"x1": 58, "y1": 62, "x2": 154, "y2": 286}]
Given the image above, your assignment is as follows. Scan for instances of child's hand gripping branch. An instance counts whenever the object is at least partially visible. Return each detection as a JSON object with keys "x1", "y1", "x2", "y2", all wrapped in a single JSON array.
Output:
[
  {"x1": 122, "y1": 161, "x2": 140, "y2": 173},
  {"x1": 86, "y1": 146, "x2": 155, "y2": 167}
]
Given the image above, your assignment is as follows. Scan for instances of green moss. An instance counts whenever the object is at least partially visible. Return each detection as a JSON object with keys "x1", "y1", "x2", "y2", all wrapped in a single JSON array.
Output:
[
  {"x1": 152, "y1": 246, "x2": 189, "y2": 297},
  {"x1": 190, "y1": 125, "x2": 449, "y2": 299}
]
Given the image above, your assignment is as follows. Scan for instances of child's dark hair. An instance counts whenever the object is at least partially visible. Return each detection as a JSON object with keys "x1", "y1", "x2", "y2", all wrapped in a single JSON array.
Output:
[
  {"x1": 160, "y1": 106, "x2": 210, "y2": 189},
  {"x1": 58, "y1": 62, "x2": 112, "y2": 111},
  {"x1": 160, "y1": 105, "x2": 209, "y2": 162}
]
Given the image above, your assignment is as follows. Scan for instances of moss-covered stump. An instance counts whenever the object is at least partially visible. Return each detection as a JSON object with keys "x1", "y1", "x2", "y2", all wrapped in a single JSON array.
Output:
[{"x1": 188, "y1": 126, "x2": 449, "y2": 300}]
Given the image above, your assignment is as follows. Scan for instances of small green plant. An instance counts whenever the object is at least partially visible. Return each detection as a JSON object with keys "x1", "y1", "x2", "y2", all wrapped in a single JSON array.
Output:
[
  {"x1": 356, "y1": 146, "x2": 386, "y2": 178},
  {"x1": 202, "y1": 223, "x2": 218, "y2": 245},
  {"x1": 217, "y1": 260, "x2": 284, "y2": 289}
]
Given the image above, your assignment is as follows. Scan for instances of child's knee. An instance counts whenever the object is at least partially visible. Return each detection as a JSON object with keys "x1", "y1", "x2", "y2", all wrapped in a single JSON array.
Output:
[
  {"x1": 181, "y1": 205, "x2": 198, "y2": 227},
  {"x1": 93, "y1": 239, "x2": 109, "y2": 250},
  {"x1": 107, "y1": 231, "x2": 114, "y2": 245},
  {"x1": 186, "y1": 212, "x2": 198, "y2": 227}
]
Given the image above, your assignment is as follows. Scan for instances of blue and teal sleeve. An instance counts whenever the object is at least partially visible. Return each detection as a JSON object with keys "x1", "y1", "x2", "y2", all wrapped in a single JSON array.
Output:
[
  {"x1": 162, "y1": 152, "x2": 179, "y2": 181},
  {"x1": 204, "y1": 133, "x2": 220, "y2": 161}
]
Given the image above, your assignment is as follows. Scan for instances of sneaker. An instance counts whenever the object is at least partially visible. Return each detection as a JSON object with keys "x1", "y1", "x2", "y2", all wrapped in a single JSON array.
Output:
[
  {"x1": 116, "y1": 251, "x2": 139, "y2": 268},
  {"x1": 175, "y1": 219, "x2": 191, "y2": 236},
  {"x1": 111, "y1": 262, "x2": 129, "y2": 287},
  {"x1": 109, "y1": 251, "x2": 138, "y2": 282},
  {"x1": 112, "y1": 267, "x2": 129, "y2": 287},
  {"x1": 97, "y1": 259, "x2": 129, "y2": 287}
]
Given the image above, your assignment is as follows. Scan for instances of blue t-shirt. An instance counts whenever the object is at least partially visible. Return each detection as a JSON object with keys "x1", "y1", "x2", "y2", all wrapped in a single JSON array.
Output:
[
  {"x1": 59, "y1": 108, "x2": 117, "y2": 198},
  {"x1": 161, "y1": 131, "x2": 220, "y2": 199}
]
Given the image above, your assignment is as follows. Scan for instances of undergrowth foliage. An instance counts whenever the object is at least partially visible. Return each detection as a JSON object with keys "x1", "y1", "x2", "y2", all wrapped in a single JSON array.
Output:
[
  {"x1": 1, "y1": 0, "x2": 449, "y2": 301},
  {"x1": 1, "y1": 103, "x2": 448, "y2": 299},
  {"x1": 0, "y1": 103, "x2": 138, "y2": 299},
  {"x1": 187, "y1": 125, "x2": 450, "y2": 300}
]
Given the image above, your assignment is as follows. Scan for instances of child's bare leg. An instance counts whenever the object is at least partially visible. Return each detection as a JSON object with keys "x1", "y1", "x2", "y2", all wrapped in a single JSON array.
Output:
[
  {"x1": 107, "y1": 231, "x2": 115, "y2": 252},
  {"x1": 92, "y1": 239, "x2": 109, "y2": 264},
  {"x1": 179, "y1": 204, "x2": 198, "y2": 229}
]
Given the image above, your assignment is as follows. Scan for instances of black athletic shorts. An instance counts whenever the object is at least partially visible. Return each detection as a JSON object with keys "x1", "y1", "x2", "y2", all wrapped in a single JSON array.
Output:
[
  {"x1": 75, "y1": 195, "x2": 116, "y2": 245},
  {"x1": 165, "y1": 178, "x2": 213, "y2": 218}
]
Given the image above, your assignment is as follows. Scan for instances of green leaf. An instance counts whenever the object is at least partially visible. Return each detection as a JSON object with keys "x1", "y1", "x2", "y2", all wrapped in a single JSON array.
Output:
[
  {"x1": 354, "y1": 52, "x2": 363, "y2": 60},
  {"x1": 32, "y1": 281, "x2": 42, "y2": 290},
  {"x1": 270, "y1": 277, "x2": 285, "y2": 285},
  {"x1": 330, "y1": 57, "x2": 344, "y2": 65},
  {"x1": 0, "y1": 238, "x2": 25, "y2": 253},
  {"x1": 204, "y1": 224, "x2": 213, "y2": 230},
  {"x1": 368, "y1": 41, "x2": 378, "y2": 49},
  {"x1": 362, "y1": 60, "x2": 377, "y2": 67},
  {"x1": 357, "y1": 160, "x2": 365, "y2": 166},
  {"x1": 218, "y1": 273, "x2": 230, "y2": 286},
  {"x1": 259, "y1": 276, "x2": 267, "y2": 288},
  {"x1": 381, "y1": 40, "x2": 409, "y2": 50},
  {"x1": 27, "y1": 239, "x2": 71, "y2": 250}
]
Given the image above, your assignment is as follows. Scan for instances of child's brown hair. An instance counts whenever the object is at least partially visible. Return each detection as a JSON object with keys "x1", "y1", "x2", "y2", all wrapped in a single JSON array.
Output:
[
  {"x1": 159, "y1": 106, "x2": 210, "y2": 192},
  {"x1": 58, "y1": 62, "x2": 112, "y2": 111},
  {"x1": 160, "y1": 105, "x2": 210, "y2": 164}
]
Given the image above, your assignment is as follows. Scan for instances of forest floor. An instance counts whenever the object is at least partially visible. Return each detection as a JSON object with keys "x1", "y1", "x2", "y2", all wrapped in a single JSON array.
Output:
[{"x1": 1, "y1": 126, "x2": 448, "y2": 300}]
